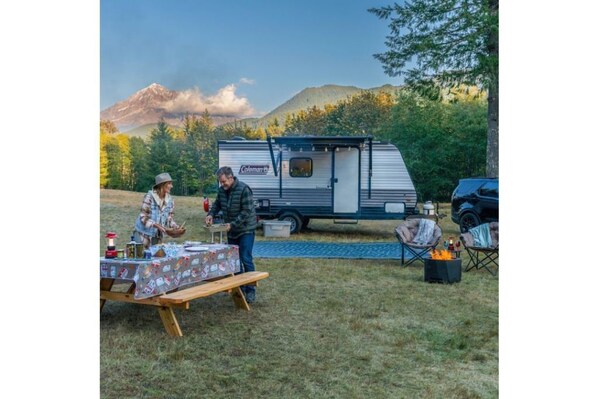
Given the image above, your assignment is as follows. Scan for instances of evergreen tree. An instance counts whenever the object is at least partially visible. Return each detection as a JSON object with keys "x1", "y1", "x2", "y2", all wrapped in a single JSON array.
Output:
[
  {"x1": 177, "y1": 114, "x2": 201, "y2": 196},
  {"x1": 148, "y1": 119, "x2": 177, "y2": 184},
  {"x1": 196, "y1": 110, "x2": 218, "y2": 195},
  {"x1": 181, "y1": 111, "x2": 218, "y2": 195},
  {"x1": 129, "y1": 137, "x2": 151, "y2": 192},
  {"x1": 104, "y1": 139, "x2": 124, "y2": 189},
  {"x1": 369, "y1": 0, "x2": 498, "y2": 177}
]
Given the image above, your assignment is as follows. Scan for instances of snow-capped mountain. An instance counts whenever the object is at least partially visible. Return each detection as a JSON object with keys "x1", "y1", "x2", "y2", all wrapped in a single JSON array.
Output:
[{"x1": 100, "y1": 83, "x2": 239, "y2": 131}]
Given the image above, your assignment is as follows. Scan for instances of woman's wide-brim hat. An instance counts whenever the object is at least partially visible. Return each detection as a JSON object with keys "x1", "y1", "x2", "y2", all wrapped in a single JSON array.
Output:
[{"x1": 153, "y1": 172, "x2": 173, "y2": 189}]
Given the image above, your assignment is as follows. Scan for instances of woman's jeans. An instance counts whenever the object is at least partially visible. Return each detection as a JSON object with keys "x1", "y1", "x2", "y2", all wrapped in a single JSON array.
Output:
[{"x1": 227, "y1": 232, "x2": 255, "y2": 294}]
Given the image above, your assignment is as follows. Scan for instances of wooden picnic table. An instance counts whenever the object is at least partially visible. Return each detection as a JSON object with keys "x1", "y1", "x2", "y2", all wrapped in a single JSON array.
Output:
[{"x1": 100, "y1": 244, "x2": 269, "y2": 336}]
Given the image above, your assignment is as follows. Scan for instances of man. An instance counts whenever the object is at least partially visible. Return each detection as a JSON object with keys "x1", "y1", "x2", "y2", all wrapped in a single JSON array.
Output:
[{"x1": 205, "y1": 166, "x2": 258, "y2": 303}]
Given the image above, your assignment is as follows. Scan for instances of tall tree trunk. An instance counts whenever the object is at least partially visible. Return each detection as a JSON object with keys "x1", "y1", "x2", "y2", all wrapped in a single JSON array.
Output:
[
  {"x1": 486, "y1": 0, "x2": 499, "y2": 178},
  {"x1": 486, "y1": 84, "x2": 498, "y2": 177}
]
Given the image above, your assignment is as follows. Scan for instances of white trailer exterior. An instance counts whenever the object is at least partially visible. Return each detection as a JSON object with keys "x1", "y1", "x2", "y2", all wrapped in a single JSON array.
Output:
[{"x1": 218, "y1": 136, "x2": 417, "y2": 233}]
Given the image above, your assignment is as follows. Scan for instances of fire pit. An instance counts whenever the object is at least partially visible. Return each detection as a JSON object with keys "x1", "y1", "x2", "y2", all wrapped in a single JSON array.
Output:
[{"x1": 424, "y1": 250, "x2": 462, "y2": 284}]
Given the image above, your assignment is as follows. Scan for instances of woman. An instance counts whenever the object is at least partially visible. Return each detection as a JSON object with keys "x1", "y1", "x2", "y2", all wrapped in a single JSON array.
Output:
[{"x1": 134, "y1": 172, "x2": 185, "y2": 248}]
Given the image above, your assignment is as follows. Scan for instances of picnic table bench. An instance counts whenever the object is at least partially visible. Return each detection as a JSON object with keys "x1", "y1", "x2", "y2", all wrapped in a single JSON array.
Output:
[{"x1": 101, "y1": 271, "x2": 269, "y2": 337}]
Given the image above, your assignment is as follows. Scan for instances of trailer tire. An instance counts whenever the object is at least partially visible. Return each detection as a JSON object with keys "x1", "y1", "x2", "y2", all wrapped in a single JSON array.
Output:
[{"x1": 279, "y1": 212, "x2": 302, "y2": 234}]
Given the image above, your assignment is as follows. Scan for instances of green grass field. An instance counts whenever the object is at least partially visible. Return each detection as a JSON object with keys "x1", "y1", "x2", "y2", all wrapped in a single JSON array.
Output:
[{"x1": 100, "y1": 189, "x2": 498, "y2": 398}]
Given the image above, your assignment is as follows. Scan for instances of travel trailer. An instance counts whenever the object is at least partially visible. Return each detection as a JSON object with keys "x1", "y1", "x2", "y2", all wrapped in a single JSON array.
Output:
[{"x1": 217, "y1": 136, "x2": 418, "y2": 233}]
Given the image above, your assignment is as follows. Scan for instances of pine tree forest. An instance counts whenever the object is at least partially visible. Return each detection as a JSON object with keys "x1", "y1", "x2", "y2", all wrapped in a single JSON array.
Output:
[{"x1": 100, "y1": 89, "x2": 487, "y2": 201}]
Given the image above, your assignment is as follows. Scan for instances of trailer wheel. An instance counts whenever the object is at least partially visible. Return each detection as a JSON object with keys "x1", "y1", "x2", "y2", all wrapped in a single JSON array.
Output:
[{"x1": 279, "y1": 212, "x2": 302, "y2": 234}]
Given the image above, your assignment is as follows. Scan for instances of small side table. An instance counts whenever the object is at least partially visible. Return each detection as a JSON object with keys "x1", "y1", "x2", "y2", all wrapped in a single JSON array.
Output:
[{"x1": 204, "y1": 224, "x2": 228, "y2": 243}]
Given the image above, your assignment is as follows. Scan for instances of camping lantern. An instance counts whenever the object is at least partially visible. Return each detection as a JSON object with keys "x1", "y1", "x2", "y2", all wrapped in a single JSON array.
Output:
[
  {"x1": 105, "y1": 232, "x2": 118, "y2": 258},
  {"x1": 448, "y1": 236, "x2": 455, "y2": 251}
]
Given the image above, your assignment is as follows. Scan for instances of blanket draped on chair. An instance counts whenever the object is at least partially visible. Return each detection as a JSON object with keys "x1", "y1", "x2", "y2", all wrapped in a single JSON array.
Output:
[
  {"x1": 460, "y1": 222, "x2": 498, "y2": 275},
  {"x1": 412, "y1": 219, "x2": 436, "y2": 245},
  {"x1": 395, "y1": 218, "x2": 443, "y2": 266},
  {"x1": 469, "y1": 223, "x2": 492, "y2": 247}
]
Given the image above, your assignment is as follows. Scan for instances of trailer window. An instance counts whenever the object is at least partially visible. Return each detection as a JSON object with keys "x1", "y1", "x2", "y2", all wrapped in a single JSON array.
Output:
[{"x1": 289, "y1": 158, "x2": 312, "y2": 177}]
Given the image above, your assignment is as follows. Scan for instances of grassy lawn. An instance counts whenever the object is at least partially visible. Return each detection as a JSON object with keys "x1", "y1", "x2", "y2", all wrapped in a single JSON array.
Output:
[{"x1": 100, "y1": 189, "x2": 498, "y2": 398}]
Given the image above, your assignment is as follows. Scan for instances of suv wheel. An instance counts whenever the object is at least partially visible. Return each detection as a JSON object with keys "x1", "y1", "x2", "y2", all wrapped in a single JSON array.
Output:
[{"x1": 459, "y1": 212, "x2": 480, "y2": 233}]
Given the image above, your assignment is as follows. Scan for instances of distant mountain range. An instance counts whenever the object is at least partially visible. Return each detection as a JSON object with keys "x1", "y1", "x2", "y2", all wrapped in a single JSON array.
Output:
[
  {"x1": 247, "y1": 84, "x2": 401, "y2": 129},
  {"x1": 100, "y1": 83, "x2": 402, "y2": 137}
]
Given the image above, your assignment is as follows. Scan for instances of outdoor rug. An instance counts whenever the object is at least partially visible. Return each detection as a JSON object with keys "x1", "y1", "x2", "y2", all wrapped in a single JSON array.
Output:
[{"x1": 253, "y1": 241, "x2": 423, "y2": 260}]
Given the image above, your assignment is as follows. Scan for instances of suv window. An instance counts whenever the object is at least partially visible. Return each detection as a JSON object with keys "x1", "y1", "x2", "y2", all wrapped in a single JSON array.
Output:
[
  {"x1": 479, "y1": 181, "x2": 498, "y2": 198},
  {"x1": 453, "y1": 180, "x2": 482, "y2": 196}
]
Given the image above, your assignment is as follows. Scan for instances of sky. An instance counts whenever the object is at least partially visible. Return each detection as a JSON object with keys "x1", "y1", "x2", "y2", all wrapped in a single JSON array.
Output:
[{"x1": 101, "y1": 0, "x2": 404, "y2": 117}]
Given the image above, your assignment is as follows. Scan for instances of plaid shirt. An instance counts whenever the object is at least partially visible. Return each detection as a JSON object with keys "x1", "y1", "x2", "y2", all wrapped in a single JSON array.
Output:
[{"x1": 134, "y1": 190, "x2": 179, "y2": 246}]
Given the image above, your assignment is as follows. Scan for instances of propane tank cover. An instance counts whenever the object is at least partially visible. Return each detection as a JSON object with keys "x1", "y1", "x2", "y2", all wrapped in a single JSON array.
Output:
[{"x1": 423, "y1": 201, "x2": 435, "y2": 215}]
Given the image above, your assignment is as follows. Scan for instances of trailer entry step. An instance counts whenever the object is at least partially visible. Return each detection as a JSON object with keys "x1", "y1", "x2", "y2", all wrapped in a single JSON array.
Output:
[{"x1": 333, "y1": 219, "x2": 359, "y2": 224}]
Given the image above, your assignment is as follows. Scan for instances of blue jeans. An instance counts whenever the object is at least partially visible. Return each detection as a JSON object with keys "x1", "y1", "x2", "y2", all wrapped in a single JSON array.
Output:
[{"x1": 227, "y1": 232, "x2": 255, "y2": 294}]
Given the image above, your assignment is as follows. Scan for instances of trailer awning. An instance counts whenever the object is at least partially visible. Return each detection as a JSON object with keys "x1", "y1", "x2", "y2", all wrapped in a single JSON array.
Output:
[
  {"x1": 271, "y1": 136, "x2": 373, "y2": 153},
  {"x1": 272, "y1": 136, "x2": 370, "y2": 147}
]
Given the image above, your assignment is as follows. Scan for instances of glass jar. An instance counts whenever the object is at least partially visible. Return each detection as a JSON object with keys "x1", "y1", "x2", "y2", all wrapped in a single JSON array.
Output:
[{"x1": 135, "y1": 243, "x2": 145, "y2": 259}]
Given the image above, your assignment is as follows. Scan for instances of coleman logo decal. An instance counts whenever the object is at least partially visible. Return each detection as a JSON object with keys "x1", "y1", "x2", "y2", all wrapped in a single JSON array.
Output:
[{"x1": 239, "y1": 165, "x2": 269, "y2": 175}]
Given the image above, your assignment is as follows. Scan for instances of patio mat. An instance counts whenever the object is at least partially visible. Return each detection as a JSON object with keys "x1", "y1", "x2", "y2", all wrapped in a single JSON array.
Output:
[{"x1": 253, "y1": 241, "x2": 425, "y2": 260}]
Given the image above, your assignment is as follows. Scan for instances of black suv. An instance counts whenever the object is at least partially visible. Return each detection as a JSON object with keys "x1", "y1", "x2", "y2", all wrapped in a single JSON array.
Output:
[{"x1": 451, "y1": 177, "x2": 498, "y2": 232}]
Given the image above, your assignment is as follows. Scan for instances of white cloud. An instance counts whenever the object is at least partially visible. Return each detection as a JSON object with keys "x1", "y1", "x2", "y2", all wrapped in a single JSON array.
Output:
[
  {"x1": 239, "y1": 77, "x2": 255, "y2": 85},
  {"x1": 162, "y1": 84, "x2": 255, "y2": 116}
]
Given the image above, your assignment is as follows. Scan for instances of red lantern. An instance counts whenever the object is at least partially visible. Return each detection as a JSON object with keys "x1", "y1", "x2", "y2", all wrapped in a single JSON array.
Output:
[
  {"x1": 203, "y1": 197, "x2": 210, "y2": 212},
  {"x1": 105, "y1": 232, "x2": 118, "y2": 258}
]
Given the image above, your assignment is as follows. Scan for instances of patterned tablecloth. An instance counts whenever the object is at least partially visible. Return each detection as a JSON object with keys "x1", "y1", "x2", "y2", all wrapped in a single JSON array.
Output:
[{"x1": 100, "y1": 244, "x2": 240, "y2": 299}]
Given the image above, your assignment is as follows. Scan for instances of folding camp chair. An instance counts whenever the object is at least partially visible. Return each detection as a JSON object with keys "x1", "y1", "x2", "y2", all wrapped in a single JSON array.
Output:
[
  {"x1": 460, "y1": 222, "x2": 499, "y2": 275},
  {"x1": 395, "y1": 218, "x2": 442, "y2": 267}
]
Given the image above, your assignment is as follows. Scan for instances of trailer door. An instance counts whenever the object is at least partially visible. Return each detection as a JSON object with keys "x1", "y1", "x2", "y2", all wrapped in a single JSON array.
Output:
[{"x1": 333, "y1": 148, "x2": 359, "y2": 213}]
